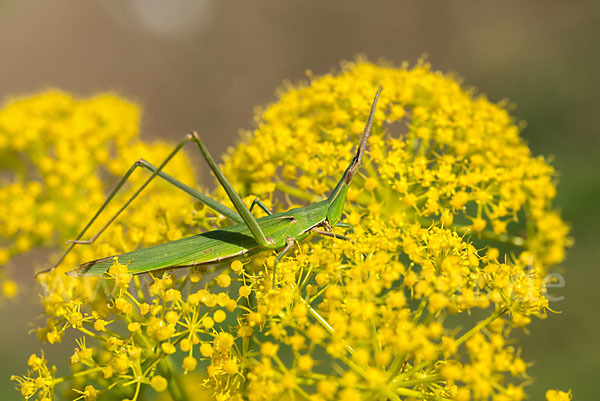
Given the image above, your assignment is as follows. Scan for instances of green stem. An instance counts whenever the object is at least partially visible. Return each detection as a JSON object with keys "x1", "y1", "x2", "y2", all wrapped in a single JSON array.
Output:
[
  {"x1": 300, "y1": 297, "x2": 355, "y2": 356},
  {"x1": 52, "y1": 366, "x2": 103, "y2": 385},
  {"x1": 133, "y1": 275, "x2": 146, "y2": 303},
  {"x1": 158, "y1": 356, "x2": 190, "y2": 401},
  {"x1": 75, "y1": 325, "x2": 105, "y2": 341},
  {"x1": 394, "y1": 307, "x2": 508, "y2": 381},
  {"x1": 296, "y1": 299, "x2": 370, "y2": 381},
  {"x1": 385, "y1": 354, "x2": 406, "y2": 383},
  {"x1": 239, "y1": 290, "x2": 257, "y2": 396},
  {"x1": 412, "y1": 298, "x2": 427, "y2": 325},
  {"x1": 454, "y1": 307, "x2": 508, "y2": 348}
]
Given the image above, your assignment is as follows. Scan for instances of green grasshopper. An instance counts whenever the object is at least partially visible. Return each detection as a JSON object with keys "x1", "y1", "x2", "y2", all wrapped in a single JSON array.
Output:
[{"x1": 38, "y1": 87, "x2": 381, "y2": 282}]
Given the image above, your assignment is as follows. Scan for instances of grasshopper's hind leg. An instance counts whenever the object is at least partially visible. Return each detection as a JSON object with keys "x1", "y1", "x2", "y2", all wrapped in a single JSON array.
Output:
[
  {"x1": 37, "y1": 135, "x2": 241, "y2": 276},
  {"x1": 67, "y1": 159, "x2": 243, "y2": 247}
]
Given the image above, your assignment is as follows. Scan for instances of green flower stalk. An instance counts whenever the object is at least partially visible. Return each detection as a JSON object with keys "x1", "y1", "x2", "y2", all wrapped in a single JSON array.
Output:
[{"x1": 8, "y1": 59, "x2": 572, "y2": 401}]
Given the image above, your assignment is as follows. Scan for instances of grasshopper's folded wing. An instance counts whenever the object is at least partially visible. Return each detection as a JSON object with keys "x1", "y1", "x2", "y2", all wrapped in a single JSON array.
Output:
[{"x1": 68, "y1": 227, "x2": 260, "y2": 276}]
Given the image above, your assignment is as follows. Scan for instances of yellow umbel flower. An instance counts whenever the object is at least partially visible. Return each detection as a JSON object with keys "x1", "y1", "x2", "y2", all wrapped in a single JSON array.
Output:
[
  {"x1": 10, "y1": 60, "x2": 572, "y2": 401},
  {"x1": 216, "y1": 59, "x2": 571, "y2": 400},
  {"x1": 223, "y1": 59, "x2": 570, "y2": 271},
  {"x1": 0, "y1": 90, "x2": 196, "y2": 300}
]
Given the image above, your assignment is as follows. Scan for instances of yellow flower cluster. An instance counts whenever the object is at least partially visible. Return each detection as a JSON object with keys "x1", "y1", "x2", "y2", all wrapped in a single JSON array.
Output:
[
  {"x1": 10, "y1": 59, "x2": 572, "y2": 401},
  {"x1": 223, "y1": 59, "x2": 570, "y2": 271},
  {"x1": 217, "y1": 59, "x2": 571, "y2": 400},
  {"x1": 0, "y1": 91, "x2": 196, "y2": 298},
  {"x1": 11, "y1": 353, "x2": 55, "y2": 400},
  {"x1": 3, "y1": 91, "x2": 204, "y2": 399}
]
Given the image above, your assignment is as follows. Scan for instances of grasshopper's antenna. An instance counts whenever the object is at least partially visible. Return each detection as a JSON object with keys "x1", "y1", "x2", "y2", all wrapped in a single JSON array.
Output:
[
  {"x1": 327, "y1": 86, "x2": 382, "y2": 212},
  {"x1": 344, "y1": 85, "x2": 382, "y2": 184}
]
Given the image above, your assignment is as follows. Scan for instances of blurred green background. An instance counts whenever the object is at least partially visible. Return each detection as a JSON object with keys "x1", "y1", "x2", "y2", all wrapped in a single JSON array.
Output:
[{"x1": 1, "y1": 1, "x2": 598, "y2": 399}]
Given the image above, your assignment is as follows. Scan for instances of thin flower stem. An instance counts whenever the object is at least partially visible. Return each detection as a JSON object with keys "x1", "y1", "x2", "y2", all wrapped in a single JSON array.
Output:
[
  {"x1": 133, "y1": 275, "x2": 146, "y2": 303},
  {"x1": 299, "y1": 297, "x2": 355, "y2": 355},
  {"x1": 131, "y1": 381, "x2": 142, "y2": 401},
  {"x1": 76, "y1": 326, "x2": 104, "y2": 341},
  {"x1": 239, "y1": 289, "x2": 257, "y2": 395},
  {"x1": 52, "y1": 367, "x2": 103, "y2": 385},
  {"x1": 394, "y1": 307, "x2": 508, "y2": 382},
  {"x1": 158, "y1": 356, "x2": 190, "y2": 401},
  {"x1": 412, "y1": 298, "x2": 427, "y2": 324},
  {"x1": 364, "y1": 385, "x2": 405, "y2": 401},
  {"x1": 386, "y1": 354, "x2": 406, "y2": 382},
  {"x1": 295, "y1": 299, "x2": 370, "y2": 381},
  {"x1": 300, "y1": 297, "x2": 335, "y2": 334},
  {"x1": 455, "y1": 307, "x2": 508, "y2": 348}
]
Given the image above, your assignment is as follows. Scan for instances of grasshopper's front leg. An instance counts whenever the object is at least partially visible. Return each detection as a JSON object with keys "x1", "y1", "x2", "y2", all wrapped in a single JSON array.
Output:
[
  {"x1": 312, "y1": 229, "x2": 351, "y2": 241},
  {"x1": 271, "y1": 237, "x2": 296, "y2": 287},
  {"x1": 249, "y1": 198, "x2": 273, "y2": 216}
]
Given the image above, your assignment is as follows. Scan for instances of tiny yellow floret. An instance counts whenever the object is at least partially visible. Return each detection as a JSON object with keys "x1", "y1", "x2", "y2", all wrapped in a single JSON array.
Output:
[{"x1": 150, "y1": 375, "x2": 168, "y2": 392}]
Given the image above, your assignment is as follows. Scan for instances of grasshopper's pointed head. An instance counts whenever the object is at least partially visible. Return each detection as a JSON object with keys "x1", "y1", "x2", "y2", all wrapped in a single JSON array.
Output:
[{"x1": 327, "y1": 86, "x2": 382, "y2": 226}]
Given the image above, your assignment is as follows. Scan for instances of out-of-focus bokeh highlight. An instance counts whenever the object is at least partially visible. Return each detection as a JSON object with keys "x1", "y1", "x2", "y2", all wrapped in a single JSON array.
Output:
[{"x1": 1, "y1": 0, "x2": 598, "y2": 398}]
